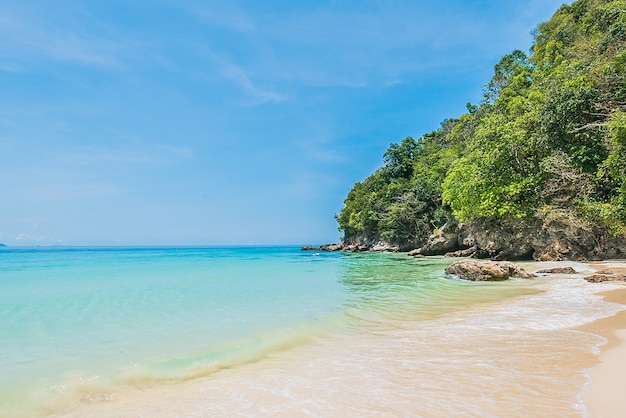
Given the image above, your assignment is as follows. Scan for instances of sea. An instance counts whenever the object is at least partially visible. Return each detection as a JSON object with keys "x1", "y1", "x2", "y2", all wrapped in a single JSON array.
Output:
[{"x1": 1, "y1": 246, "x2": 624, "y2": 417}]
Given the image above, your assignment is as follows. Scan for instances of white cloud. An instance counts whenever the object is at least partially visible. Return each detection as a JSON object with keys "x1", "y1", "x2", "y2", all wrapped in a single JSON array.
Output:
[
  {"x1": 15, "y1": 231, "x2": 46, "y2": 243},
  {"x1": 221, "y1": 63, "x2": 287, "y2": 105}
]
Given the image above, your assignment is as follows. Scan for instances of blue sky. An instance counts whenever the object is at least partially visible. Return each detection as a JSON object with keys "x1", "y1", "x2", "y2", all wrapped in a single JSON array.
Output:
[{"x1": 0, "y1": 0, "x2": 567, "y2": 246}]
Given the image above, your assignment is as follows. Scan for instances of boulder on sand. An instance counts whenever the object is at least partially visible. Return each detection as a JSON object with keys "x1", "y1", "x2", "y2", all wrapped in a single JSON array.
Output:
[
  {"x1": 536, "y1": 267, "x2": 577, "y2": 274},
  {"x1": 445, "y1": 260, "x2": 535, "y2": 281}
]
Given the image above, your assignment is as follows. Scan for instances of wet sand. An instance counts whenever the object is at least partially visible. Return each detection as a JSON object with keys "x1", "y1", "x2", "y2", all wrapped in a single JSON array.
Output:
[{"x1": 580, "y1": 284, "x2": 626, "y2": 417}]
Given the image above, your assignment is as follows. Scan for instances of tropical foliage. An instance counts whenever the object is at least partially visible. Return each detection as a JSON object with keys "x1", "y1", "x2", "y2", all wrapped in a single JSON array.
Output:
[{"x1": 337, "y1": 0, "x2": 626, "y2": 244}]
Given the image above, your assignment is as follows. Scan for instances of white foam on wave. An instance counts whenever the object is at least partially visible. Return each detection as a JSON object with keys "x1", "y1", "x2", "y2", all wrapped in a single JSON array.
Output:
[{"x1": 449, "y1": 277, "x2": 626, "y2": 332}]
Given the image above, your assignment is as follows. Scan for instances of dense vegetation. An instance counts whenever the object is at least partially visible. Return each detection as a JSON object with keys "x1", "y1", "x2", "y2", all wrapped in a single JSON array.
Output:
[{"x1": 337, "y1": 0, "x2": 626, "y2": 247}]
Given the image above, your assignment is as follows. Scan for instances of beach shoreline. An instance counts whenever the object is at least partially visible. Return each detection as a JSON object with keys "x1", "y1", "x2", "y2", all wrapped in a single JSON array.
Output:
[
  {"x1": 16, "y1": 255, "x2": 626, "y2": 417},
  {"x1": 45, "y1": 259, "x2": 625, "y2": 417},
  {"x1": 579, "y1": 274, "x2": 626, "y2": 417}
]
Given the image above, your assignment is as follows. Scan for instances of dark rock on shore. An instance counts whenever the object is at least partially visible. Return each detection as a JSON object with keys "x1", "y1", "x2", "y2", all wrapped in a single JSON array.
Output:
[
  {"x1": 536, "y1": 267, "x2": 577, "y2": 274},
  {"x1": 445, "y1": 246, "x2": 478, "y2": 258},
  {"x1": 584, "y1": 273, "x2": 626, "y2": 283},
  {"x1": 584, "y1": 268, "x2": 626, "y2": 283},
  {"x1": 445, "y1": 260, "x2": 535, "y2": 281}
]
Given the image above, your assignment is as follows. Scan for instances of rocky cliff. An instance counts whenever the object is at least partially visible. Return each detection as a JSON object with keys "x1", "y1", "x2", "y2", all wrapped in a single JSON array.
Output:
[
  {"x1": 415, "y1": 216, "x2": 626, "y2": 261},
  {"x1": 307, "y1": 215, "x2": 626, "y2": 261}
]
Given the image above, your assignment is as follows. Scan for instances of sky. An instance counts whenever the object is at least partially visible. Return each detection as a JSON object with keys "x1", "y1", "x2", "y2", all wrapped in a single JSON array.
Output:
[{"x1": 0, "y1": 0, "x2": 568, "y2": 246}]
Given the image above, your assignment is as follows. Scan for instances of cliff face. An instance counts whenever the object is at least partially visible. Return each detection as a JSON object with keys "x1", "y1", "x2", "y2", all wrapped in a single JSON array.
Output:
[
  {"x1": 415, "y1": 217, "x2": 626, "y2": 261},
  {"x1": 341, "y1": 233, "x2": 419, "y2": 252},
  {"x1": 332, "y1": 215, "x2": 626, "y2": 261}
]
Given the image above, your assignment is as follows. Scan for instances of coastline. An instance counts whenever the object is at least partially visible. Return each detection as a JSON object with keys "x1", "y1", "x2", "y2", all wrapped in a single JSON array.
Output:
[
  {"x1": 580, "y1": 272, "x2": 626, "y2": 417},
  {"x1": 41, "y1": 258, "x2": 626, "y2": 417}
]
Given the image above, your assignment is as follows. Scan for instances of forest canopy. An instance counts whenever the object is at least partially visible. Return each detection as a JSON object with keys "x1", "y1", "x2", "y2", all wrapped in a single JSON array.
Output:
[{"x1": 336, "y1": 0, "x2": 626, "y2": 246}]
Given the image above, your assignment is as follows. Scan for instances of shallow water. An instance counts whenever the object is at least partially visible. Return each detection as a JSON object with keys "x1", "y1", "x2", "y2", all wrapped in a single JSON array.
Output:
[{"x1": 1, "y1": 248, "x2": 623, "y2": 417}]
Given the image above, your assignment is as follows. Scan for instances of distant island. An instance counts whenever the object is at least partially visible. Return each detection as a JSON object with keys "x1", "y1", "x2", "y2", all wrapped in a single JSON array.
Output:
[{"x1": 333, "y1": 0, "x2": 626, "y2": 261}]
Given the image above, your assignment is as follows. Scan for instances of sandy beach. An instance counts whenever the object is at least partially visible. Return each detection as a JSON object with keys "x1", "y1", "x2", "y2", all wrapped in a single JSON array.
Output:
[
  {"x1": 37, "y1": 260, "x2": 626, "y2": 417},
  {"x1": 580, "y1": 261, "x2": 626, "y2": 417}
]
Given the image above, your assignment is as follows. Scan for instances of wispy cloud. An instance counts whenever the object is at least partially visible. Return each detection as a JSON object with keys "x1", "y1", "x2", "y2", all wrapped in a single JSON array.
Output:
[
  {"x1": 177, "y1": 1, "x2": 256, "y2": 33},
  {"x1": 31, "y1": 183, "x2": 122, "y2": 201},
  {"x1": 14, "y1": 226, "x2": 46, "y2": 243},
  {"x1": 0, "y1": 63, "x2": 21, "y2": 73},
  {"x1": 175, "y1": 0, "x2": 564, "y2": 92},
  {"x1": 293, "y1": 134, "x2": 347, "y2": 164},
  {"x1": 221, "y1": 63, "x2": 287, "y2": 104},
  {"x1": 0, "y1": 3, "x2": 134, "y2": 69},
  {"x1": 52, "y1": 144, "x2": 194, "y2": 165}
]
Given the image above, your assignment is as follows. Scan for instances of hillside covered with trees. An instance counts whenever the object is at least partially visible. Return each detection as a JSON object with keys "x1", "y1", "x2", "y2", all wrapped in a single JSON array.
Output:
[{"x1": 336, "y1": 0, "x2": 626, "y2": 260}]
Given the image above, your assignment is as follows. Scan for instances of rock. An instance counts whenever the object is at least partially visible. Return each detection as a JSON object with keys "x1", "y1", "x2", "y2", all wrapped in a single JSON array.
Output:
[
  {"x1": 407, "y1": 249, "x2": 422, "y2": 256},
  {"x1": 418, "y1": 220, "x2": 474, "y2": 256},
  {"x1": 595, "y1": 269, "x2": 614, "y2": 275},
  {"x1": 340, "y1": 210, "x2": 626, "y2": 260},
  {"x1": 413, "y1": 254, "x2": 426, "y2": 258},
  {"x1": 301, "y1": 245, "x2": 319, "y2": 251},
  {"x1": 464, "y1": 216, "x2": 626, "y2": 261},
  {"x1": 319, "y1": 243, "x2": 343, "y2": 252},
  {"x1": 420, "y1": 235, "x2": 455, "y2": 255},
  {"x1": 506, "y1": 263, "x2": 536, "y2": 279},
  {"x1": 536, "y1": 267, "x2": 577, "y2": 274},
  {"x1": 445, "y1": 260, "x2": 534, "y2": 281},
  {"x1": 534, "y1": 242, "x2": 572, "y2": 261},
  {"x1": 445, "y1": 246, "x2": 477, "y2": 258},
  {"x1": 585, "y1": 274, "x2": 616, "y2": 283},
  {"x1": 371, "y1": 241, "x2": 399, "y2": 252}
]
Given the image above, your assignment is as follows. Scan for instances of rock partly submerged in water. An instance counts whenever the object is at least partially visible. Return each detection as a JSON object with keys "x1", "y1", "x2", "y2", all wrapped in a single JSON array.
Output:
[
  {"x1": 536, "y1": 266, "x2": 578, "y2": 274},
  {"x1": 445, "y1": 260, "x2": 535, "y2": 281},
  {"x1": 584, "y1": 270, "x2": 626, "y2": 283},
  {"x1": 301, "y1": 243, "x2": 344, "y2": 252}
]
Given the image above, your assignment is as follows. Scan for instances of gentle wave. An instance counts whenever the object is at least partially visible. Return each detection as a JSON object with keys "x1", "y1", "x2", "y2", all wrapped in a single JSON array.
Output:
[
  {"x1": 48, "y1": 272, "x2": 626, "y2": 418},
  {"x1": 2, "y1": 249, "x2": 624, "y2": 417}
]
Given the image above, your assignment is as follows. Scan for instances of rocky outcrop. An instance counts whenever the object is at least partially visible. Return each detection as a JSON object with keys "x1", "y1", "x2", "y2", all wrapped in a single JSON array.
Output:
[
  {"x1": 470, "y1": 216, "x2": 626, "y2": 261},
  {"x1": 584, "y1": 273, "x2": 626, "y2": 283},
  {"x1": 301, "y1": 243, "x2": 344, "y2": 252},
  {"x1": 445, "y1": 246, "x2": 477, "y2": 258},
  {"x1": 341, "y1": 230, "x2": 425, "y2": 252},
  {"x1": 301, "y1": 240, "x2": 400, "y2": 252},
  {"x1": 445, "y1": 260, "x2": 535, "y2": 281},
  {"x1": 416, "y1": 220, "x2": 473, "y2": 256},
  {"x1": 414, "y1": 215, "x2": 626, "y2": 261},
  {"x1": 326, "y1": 211, "x2": 626, "y2": 261},
  {"x1": 536, "y1": 267, "x2": 577, "y2": 274}
]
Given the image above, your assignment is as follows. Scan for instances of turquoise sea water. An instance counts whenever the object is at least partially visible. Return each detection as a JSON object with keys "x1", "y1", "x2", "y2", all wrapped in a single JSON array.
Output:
[{"x1": 1, "y1": 247, "x2": 621, "y2": 417}]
